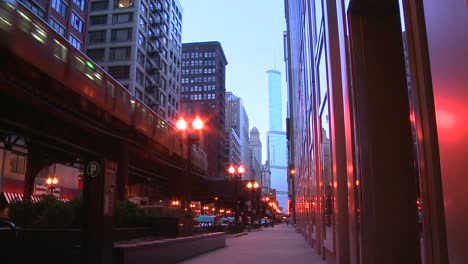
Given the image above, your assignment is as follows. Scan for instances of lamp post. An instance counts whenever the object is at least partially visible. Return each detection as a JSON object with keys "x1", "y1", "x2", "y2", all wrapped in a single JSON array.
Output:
[
  {"x1": 246, "y1": 181, "x2": 259, "y2": 227},
  {"x1": 176, "y1": 116, "x2": 203, "y2": 215},
  {"x1": 228, "y1": 164, "x2": 244, "y2": 225},
  {"x1": 45, "y1": 176, "x2": 58, "y2": 196}
]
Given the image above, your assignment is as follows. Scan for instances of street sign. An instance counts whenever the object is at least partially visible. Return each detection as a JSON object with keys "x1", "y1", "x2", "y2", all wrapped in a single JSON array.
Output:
[{"x1": 86, "y1": 161, "x2": 101, "y2": 178}]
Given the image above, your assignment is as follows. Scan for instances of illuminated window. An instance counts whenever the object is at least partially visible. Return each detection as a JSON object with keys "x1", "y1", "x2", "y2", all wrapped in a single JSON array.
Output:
[
  {"x1": 71, "y1": 12, "x2": 84, "y2": 32},
  {"x1": 68, "y1": 35, "x2": 82, "y2": 50},
  {"x1": 114, "y1": 0, "x2": 133, "y2": 8},
  {"x1": 72, "y1": 0, "x2": 86, "y2": 11},
  {"x1": 52, "y1": 0, "x2": 68, "y2": 18},
  {"x1": 49, "y1": 18, "x2": 65, "y2": 36}
]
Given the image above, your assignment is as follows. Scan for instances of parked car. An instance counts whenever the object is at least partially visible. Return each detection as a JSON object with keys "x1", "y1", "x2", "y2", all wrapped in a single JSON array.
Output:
[{"x1": 196, "y1": 215, "x2": 219, "y2": 232}]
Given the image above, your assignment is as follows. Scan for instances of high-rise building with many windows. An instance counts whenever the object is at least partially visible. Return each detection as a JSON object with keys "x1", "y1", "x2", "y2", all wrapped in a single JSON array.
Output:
[
  {"x1": 180, "y1": 41, "x2": 228, "y2": 179},
  {"x1": 86, "y1": 0, "x2": 183, "y2": 122},
  {"x1": 265, "y1": 69, "x2": 287, "y2": 211},
  {"x1": 225, "y1": 91, "x2": 250, "y2": 179}
]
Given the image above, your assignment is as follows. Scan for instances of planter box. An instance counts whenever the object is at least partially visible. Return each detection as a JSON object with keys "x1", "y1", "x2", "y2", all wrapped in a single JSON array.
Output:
[{"x1": 114, "y1": 232, "x2": 226, "y2": 264}]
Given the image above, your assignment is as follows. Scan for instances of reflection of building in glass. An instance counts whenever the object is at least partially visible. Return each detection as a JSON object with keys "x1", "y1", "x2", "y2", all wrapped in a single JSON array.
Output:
[{"x1": 266, "y1": 69, "x2": 288, "y2": 211}]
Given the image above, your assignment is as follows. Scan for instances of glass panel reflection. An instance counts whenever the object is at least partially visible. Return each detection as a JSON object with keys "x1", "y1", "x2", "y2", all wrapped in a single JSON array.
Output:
[{"x1": 321, "y1": 98, "x2": 334, "y2": 252}]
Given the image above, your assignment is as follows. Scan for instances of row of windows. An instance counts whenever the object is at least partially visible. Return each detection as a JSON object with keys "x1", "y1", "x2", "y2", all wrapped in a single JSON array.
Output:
[
  {"x1": 180, "y1": 76, "x2": 216, "y2": 83},
  {"x1": 90, "y1": 0, "x2": 134, "y2": 10},
  {"x1": 87, "y1": 47, "x2": 131, "y2": 61},
  {"x1": 182, "y1": 93, "x2": 216, "y2": 100},
  {"x1": 181, "y1": 85, "x2": 216, "y2": 92},
  {"x1": 182, "y1": 60, "x2": 215, "y2": 67},
  {"x1": 21, "y1": 0, "x2": 46, "y2": 19},
  {"x1": 88, "y1": 28, "x2": 132, "y2": 43},
  {"x1": 182, "y1": 52, "x2": 216, "y2": 59},
  {"x1": 180, "y1": 68, "x2": 216, "y2": 75},
  {"x1": 90, "y1": 13, "x2": 133, "y2": 25}
]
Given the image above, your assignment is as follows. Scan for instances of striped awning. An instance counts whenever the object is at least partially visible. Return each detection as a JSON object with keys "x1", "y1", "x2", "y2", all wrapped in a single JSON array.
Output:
[
  {"x1": 3, "y1": 192, "x2": 23, "y2": 204},
  {"x1": 1, "y1": 192, "x2": 67, "y2": 203}
]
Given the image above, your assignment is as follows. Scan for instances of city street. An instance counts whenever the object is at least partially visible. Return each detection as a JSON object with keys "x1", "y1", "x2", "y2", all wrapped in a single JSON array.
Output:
[{"x1": 180, "y1": 224, "x2": 325, "y2": 264}]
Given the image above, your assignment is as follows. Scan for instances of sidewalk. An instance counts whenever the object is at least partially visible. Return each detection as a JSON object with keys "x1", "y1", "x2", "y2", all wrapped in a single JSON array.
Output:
[{"x1": 179, "y1": 224, "x2": 325, "y2": 264}]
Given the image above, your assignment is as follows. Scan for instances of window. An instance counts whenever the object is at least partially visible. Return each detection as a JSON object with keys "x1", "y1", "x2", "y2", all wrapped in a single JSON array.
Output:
[
  {"x1": 139, "y1": 16, "x2": 146, "y2": 29},
  {"x1": 52, "y1": 0, "x2": 68, "y2": 18},
  {"x1": 88, "y1": 30, "x2": 106, "y2": 43},
  {"x1": 139, "y1": 4, "x2": 146, "y2": 16},
  {"x1": 9, "y1": 153, "x2": 26, "y2": 174},
  {"x1": 108, "y1": 65, "x2": 130, "y2": 79},
  {"x1": 112, "y1": 13, "x2": 132, "y2": 23},
  {"x1": 87, "y1": 48, "x2": 105, "y2": 61},
  {"x1": 69, "y1": 35, "x2": 82, "y2": 50},
  {"x1": 111, "y1": 28, "x2": 132, "y2": 42},
  {"x1": 138, "y1": 32, "x2": 145, "y2": 47},
  {"x1": 136, "y1": 69, "x2": 144, "y2": 85},
  {"x1": 90, "y1": 14, "x2": 107, "y2": 25},
  {"x1": 114, "y1": 0, "x2": 133, "y2": 8},
  {"x1": 22, "y1": 0, "x2": 46, "y2": 19},
  {"x1": 71, "y1": 12, "x2": 84, "y2": 32},
  {"x1": 73, "y1": 0, "x2": 86, "y2": 11},
  {"x1": 137, "y1": 50, "x2": 145, "y2": 66},
  {"x1": 49, "y1": 18, "x2": 65, "y2": 36},
  {"x1": 109, "y1": 47, "x2": 131, "y2": 60},
  {"x1": 91, "y1": 1, "x2": 108, "y2": 10}
]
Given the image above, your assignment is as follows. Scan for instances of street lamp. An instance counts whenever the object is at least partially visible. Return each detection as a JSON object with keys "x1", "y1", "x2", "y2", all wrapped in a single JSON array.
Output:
[
  {"x1": 45, "y1": 176, "x2": 59, "y2": 195},
  {"x1": 246, "y1": 181, "x2": 259, "y2": 227},
  {"x1": 227, "y1": 164, "x2": 245, "y2": 225},
  {"x1": 176, "y1": 115, "x2": 204, "y2": 213}
]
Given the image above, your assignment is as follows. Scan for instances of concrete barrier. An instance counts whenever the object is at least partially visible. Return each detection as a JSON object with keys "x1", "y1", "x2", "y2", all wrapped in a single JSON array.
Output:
[{"x1": 114, "y1": 232, "x2": 226, "y2": 264}]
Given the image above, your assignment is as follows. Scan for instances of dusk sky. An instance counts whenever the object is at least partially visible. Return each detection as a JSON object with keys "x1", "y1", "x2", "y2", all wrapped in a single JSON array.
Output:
[{"x1": 179, "y1": 0, "x2": 287, "y2": 163}]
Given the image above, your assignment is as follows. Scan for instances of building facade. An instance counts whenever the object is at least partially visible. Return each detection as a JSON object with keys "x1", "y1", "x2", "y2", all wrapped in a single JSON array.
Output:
[
  {"x1": 19, "y1": 0, "x2": 89, "y2": 51},
  {"x1": 225, "y1": 91, "x2": 250, "y2": 179},
  {"x1": 249, "y1": 127, "x2": 262, "y2": 182},
  {"x1": 180, "y1": 42, "x2": 228, "y2": 179},
  {"x1": 285, "y1": 0, "x2": 468, "y2": 263},
  {"x1": 86, "y1": 0, "x2": 183, "y2": 122},
  {"x1": 265, "y1": 69, "x2": 288, "y2": 212}
]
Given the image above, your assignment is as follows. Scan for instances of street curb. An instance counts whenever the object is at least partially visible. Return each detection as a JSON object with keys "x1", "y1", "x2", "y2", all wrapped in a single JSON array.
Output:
[{"x1": 226, "y1": 232, "x2": 248, "y2": 238}]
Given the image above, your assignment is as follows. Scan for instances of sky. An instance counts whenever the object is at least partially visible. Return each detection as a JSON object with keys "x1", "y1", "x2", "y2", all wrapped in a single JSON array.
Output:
[{"x1": 179, "y1": 0, "x2": 287, "y2": 163}]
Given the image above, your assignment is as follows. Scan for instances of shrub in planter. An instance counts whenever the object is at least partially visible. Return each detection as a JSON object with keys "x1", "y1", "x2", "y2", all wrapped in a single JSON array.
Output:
[
  {"x1": 33, "y1": 196, "x2": 74, "y2": 228},
  {"x1": 115, "y1": 200, "x2": 146, "y2": 227},
  {"x1": 8, "y1": 199, "x2": 37, "y2": 227}
]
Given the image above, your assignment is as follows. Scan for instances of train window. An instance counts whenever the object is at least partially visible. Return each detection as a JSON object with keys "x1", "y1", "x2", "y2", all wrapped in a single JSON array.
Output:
[
  {"x1": 75, "y1": 56, "x2": 100, "y2": 83},
  {"x1": 53, "y1": 39, "x2": 68, "y2": 62},
  {"x1": 107, "y1": 82, "x2": 116, "y2": 97},
  {"x1": 0, "y1": 3, "x2": 13, "y2": 31},
  {"x1": 18, "y1": 9, "x2": 32, "y2": 32},
  {"x1": 31, "y1": 22, "x2": 47, "y2": 44}
]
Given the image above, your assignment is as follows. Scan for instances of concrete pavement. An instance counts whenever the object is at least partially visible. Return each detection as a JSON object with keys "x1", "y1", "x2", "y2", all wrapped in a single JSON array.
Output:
[{"x1": 179, "y1": 224, "x2": 325, "y2": 264}]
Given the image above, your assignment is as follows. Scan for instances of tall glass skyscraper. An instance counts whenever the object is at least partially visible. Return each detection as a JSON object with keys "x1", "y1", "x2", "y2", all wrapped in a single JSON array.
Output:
[{"x1": 266, "y1": 69, "x2": 288, "y2": 212}]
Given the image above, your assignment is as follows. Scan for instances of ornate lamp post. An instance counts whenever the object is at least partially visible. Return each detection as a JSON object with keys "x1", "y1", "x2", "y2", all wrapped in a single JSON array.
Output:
[
  {"x1": 45, "y1": 176, "x2": 58, "y2": 195},
  {"x1": 176, "y1": 115, "x2": 204, "y2": 214},
  {"x1": 228, "y1": 164, "x2": 245, "y2": 225},
  {"x1": 246, "y1": 181, "x2": 259, "y2": 226}
]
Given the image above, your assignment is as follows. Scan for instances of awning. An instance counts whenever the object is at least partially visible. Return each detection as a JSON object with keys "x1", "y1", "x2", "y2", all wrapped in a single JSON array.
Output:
[{"x1": 1, "y1": 192, "x2": 68, "y2": 203}]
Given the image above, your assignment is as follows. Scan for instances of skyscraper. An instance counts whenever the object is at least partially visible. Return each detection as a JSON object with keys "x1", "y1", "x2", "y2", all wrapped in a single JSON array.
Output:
[
  {"x1": 225, "y1": 91, "x2": 250, "y2": 179},
  {"x1": 266, "y1": 69, "x2": 288, "y2": 212},
  {"x1": 180, "y1": 42, "x2": 228, "y2": 179},
  {"x1": 86, "y1": 0, "x2": 183, "y2": 122}
]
